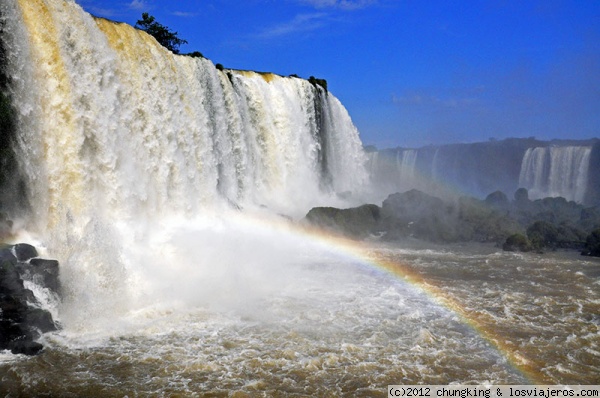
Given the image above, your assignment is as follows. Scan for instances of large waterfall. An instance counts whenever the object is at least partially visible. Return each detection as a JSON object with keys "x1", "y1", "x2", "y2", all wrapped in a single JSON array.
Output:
[
  {"x1": 0, "y1": 0, "x2": 369, "y2": 327},
  {"x1": 518, "y1": 146, "x2": 592, "y2": 203},
  {"x1": 1, "y1": 0, "x2": 368, "y2": 230}
]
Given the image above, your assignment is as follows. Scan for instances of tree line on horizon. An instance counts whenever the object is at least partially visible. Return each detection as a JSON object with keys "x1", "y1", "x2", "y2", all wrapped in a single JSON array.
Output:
[{"x1": 134, "y1": 13, "x2": 327, "y2": 90}]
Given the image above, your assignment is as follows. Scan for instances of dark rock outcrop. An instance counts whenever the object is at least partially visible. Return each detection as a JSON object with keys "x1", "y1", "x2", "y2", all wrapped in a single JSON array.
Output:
[
  {"x1": 380, "y1": 190, "x2": 457, "y2": 242},
  {"x1": 0, "y1": 244, "x2": 59, "y2": 355},
  {"x1": 379, "y1": 189, "x2": 520, "y2": 243},
  {"x1": 13, "y1": 243, "x2": 38, "y2": 262},
  {"x1": 303, "y1": 187, "x2": 600, "y2": 255},
  {"x1": 502, "y1": 233, "x2": 533, "y2": 252},
  {"x1": 582, "y1": 229, "x2": 600, "y2": 257},
  {"x1": 485, "y1": 190, "x2": 510, "y2": 211},
  {"x1": 304, "y1": 204, "x2": 381, "y2": 238}
]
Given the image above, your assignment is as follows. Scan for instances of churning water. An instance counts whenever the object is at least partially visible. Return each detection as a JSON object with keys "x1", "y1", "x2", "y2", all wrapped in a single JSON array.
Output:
[
  {"x1": 1, "y1": 231, "x2": 599, "y2": 396},
  {"x1": 1, "y1": 1, "x2": 599, "y2": 396}
]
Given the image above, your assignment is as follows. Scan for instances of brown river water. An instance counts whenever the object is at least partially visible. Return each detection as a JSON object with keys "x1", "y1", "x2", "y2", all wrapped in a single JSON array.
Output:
[{"x1": 1, "y1": 241, "x2": 599, "y2": 397}]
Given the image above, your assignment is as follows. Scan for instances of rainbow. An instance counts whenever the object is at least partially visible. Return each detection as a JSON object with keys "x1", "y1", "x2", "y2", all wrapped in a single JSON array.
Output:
[{"x1": 237, "y1": 212, "x2": 547, "y2": 384}]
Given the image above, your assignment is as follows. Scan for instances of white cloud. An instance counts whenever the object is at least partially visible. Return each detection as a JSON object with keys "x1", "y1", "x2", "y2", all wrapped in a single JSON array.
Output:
[
  {"x1": 300, "y1": 0, "x2": 377, "y2": 10},
  {"x1": 172, "y1": 11, "x2": 199, "y2": 18},
  {"x1": 391, "y1": 92, "x2": 480, "y2": 109},
  {"x1": 256, "y1": 13, "x2": 329, "y2": 39},
  {"x1": 87, "y1": 7, "x2": 120, "y2": 18},
  {"x1": 77, "y1": 1, "x2": 120, "y2": 17},
  {"x1": 127, "y1": 0, "x2": 151, "y2": 11}
]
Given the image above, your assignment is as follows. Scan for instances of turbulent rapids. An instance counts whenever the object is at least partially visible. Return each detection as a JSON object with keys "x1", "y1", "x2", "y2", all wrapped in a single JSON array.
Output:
[{"x1": 1, "y1": 0, "x2": 599, "y2": 395}]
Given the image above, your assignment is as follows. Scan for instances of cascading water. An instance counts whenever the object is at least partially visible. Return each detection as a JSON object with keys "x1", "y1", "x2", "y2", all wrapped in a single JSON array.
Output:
[
  {"x1": 2, "y1": 0, "x2": 599, "y2": 393},
  {"x1": 0, "y1": 0, "x2": 371, "y2": 329},
  {"x1": 368, "y1": 142, "x2": 595, "y2": 205},
  {"x1": 397, "y1": 149, "x2": 417, "y2": 186},
  {"x1": 519, "y1": 146, "x2": 592, "y2": 202},
  {"x1": 3, "y1": 0, "x2": 368, "y2": 225}
]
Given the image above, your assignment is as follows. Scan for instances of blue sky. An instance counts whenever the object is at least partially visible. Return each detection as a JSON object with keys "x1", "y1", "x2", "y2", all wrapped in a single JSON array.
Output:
[{"x1": 78, "y1": 0, "x2": 599, "y2": 149}]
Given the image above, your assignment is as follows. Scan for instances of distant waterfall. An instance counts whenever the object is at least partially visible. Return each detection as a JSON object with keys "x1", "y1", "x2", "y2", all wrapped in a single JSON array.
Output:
[
  {"x1": 396, "y1": 149, "x2": 418, "y2": 186},
  {"x1": 519, "y1": 146, "x2": 592, "y2": 202},
  {"x1": 0, "y1": 0, "x2": 368, "y2": 231}
]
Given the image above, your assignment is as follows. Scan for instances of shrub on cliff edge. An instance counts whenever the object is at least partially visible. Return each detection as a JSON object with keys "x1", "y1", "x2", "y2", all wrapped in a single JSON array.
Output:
[{"x1": 135, "y1": 13, "x2": 188, "y2": 54}]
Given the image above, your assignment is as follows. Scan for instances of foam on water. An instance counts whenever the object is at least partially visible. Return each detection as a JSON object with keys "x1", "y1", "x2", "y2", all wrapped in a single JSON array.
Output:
[{"x1": 1, "y1": 0, "x2": 598, "y2": 393}]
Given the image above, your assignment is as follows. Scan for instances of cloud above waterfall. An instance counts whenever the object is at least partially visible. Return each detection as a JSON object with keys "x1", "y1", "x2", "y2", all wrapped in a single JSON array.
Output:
[
  {"x1": 298, "y1": 0, "x2": 377, "y2": 10},
  {"x1": 127, "y1": 0, "x2": 152, "y2": 11},
  {"x1": 171, "y1": 11, "x2": 200, "y2": 18},
  {"x1": 249, "y1": 0, "x2": 382, "y2": 41},
  {"x1": 253, "y1": 0, "x2": 382, "y2": 41},
  {"x1": 255, "y1": 13, "x2": 331, "y2": 40}
]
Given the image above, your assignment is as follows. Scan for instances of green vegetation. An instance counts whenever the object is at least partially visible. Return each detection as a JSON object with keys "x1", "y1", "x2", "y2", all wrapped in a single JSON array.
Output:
[
  {"x1": 308, "y1": 76, "x2": 328, "y2": 93},
  {"x1": 135, "y1": 13, "x2": 188, "y2": 54},
  {"x1": 526, "y1": 221, "x2": 558, "y2": 250},
  {"x1": 185, "y1": 51, "x2": 204, "y2": 58},
  {"x1": 303, "y1": 187, "x2": 600, "y2": 257},
  {"x1": 502, "y1": 233, "x2": 533, "y2": 252}
]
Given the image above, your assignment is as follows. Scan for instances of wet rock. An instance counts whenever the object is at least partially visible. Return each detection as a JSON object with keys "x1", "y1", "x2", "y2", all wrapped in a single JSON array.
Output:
[
  {"x1": 485, "y1": 190, "x2": 510, "y2": 210},
  {"x1": 304, "y1": 204, "x2": 381, "y2": 238},
  {"x1": 502, "y1": 233, "x2": 532, "y2": 252},
  {"x1": 23, "y1": 258, "x2": 60, "y2": 293},
  {"x1": 23, "y1": 307, "x2": 57, "y2": 333},
  {"x1": 8, "y1": 339, "x2": 44, "y2": 356},
  {"x1": 0, "y1": 247, "x2": 16, "y2": 263},
  {"x1": 581, "y1": 229, "x2": 600, "y2": 257},
  {"x1": 0, "y1": 244, "x2": 59, "y2": 355},
  {"x1": 13, "y1": 243, "x2": 38, "y2": 262}
]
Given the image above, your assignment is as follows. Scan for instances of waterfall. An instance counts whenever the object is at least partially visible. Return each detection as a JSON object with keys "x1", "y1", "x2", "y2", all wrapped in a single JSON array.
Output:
[
  {"x1": 519, "y1": 147, "x2": 550, "y2": 198},
  {"x1": 0, "y1": 0, "x2": 369, "y2": 324},
  {"x1": 366, "y1": 151, "x2": 379, "y2": 175},
  {"x1": 518, "y1": 146, "x2": 592, "y2": 202},
  {"x1": 1, "y1": 0, "x2": 368, "y2": 229},
  {"x1": 431, "y1": 147, "x2": 441, "y2": 181},
  {"x1": 396, "y1": 149, "x2": 417, "y2": 186}
]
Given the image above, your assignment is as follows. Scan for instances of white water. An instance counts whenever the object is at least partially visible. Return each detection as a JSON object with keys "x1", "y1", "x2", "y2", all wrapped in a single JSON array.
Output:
[
  {"x1": 0, "y1": 0, "x2": 371, "y2": 331},
  {"x1": 2, "y1": 0, "x2": 368, "y2": 224},
  {"x1": 518, "y1": 146, "x2": 592, "y2": 202},
  {"x1": 2, "y1": 2, "x2": 599, "y2": 392},
  {"x1": 396, "y1": 149, "x2": 418, "y2": 186}
]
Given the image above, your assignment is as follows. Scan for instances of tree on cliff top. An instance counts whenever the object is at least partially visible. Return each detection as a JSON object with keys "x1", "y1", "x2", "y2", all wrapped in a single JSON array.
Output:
[{"x1": 135, "y1": 13, "x2": 188, "y2": 54}]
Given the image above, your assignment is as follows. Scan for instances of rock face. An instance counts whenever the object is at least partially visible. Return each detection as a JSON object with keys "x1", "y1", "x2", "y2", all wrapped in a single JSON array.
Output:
[
  {"x1": 0, "y1": 243, "x2": 59, "y2": 355},
  {"x1": 304, "y1": 204, "x2": 381, "y2": 239},
  {"x1": 582, "y1": 229, "x2": 600, "y2": 257},
  {"x1": 502, "y1": 233, "x2": 533, "y2": 252},
  {"x1": 380, "y1": 190, "x2": 521, "y2": 243},
  {"x1": 303, "y1": 188, "x2": 600, "y2": 254}
]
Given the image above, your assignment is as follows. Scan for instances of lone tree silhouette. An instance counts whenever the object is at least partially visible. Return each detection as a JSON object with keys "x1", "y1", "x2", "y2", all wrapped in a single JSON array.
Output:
[{"x1": 135, "y1": 13, "x2": 188, "y2": 54}]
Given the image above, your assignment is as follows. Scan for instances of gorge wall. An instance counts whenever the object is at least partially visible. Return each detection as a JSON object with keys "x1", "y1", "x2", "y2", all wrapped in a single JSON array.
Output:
[{"x1": 367, "y1": 138, "x2": 600, "y2": 206}]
